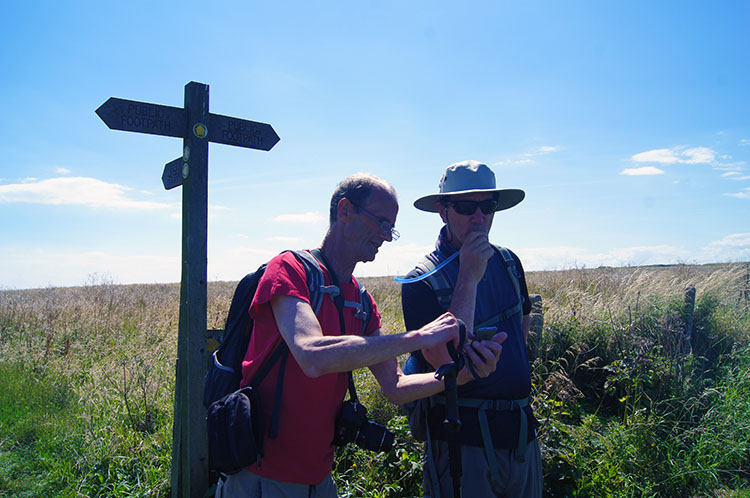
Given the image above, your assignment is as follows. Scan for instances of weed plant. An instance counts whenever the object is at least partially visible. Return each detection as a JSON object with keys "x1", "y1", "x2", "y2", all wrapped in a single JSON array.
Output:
[{"x1": 1, "y1": 263, "x2": 748, "y2": 497}]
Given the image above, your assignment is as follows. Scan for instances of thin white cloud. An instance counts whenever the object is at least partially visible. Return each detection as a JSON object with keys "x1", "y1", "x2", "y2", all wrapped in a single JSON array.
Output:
[
  {"x1": 0, "y1": 248, "x2": 180, "y2": 289},
  {"x1": 710, "y1": 233, "x2": 750, "y2": 247},
  {"x1": 516, "y1": 244, "x2": 690, "y2": 270},
  {"x1": 0, "y1": 177, "x2": 176, "y2": 211},
  {"x1": 740, "y1": 139, "x2": 750, "y2": 146},
  {"x1": 518, "y1": 238, "x2": 750, "y2": 270},
  {"x1": 682, "y1": 147, "x2": 716, "y2": 164},
  {"x1": 55, "y1": 167, "x2": 71, "y2": 174},
  {"x1": 273, "y1": 212, "x2": 325, "y2": 223},
  {"x1": 620, "y1": 166, "x2": 665, "y2": 176},
  {"x1": 356, "y1": 243, "x2": 433, "y2": 277},
  {"x1": 632, "y1": 146, "x2": 716, "y2": 165},
  {"x1": 265, "y1": 236, "x2": 303, "y2": 243},
  {"x1": 704, "y1": 233, "x2": 750, "y2": 262},
  {"x1": 721, "y1": 171, "x2": 750, "y2": 181},
  {"x1": 531, "y1": 146, "x2": 561, "y2": 155},
  {"x1": 723, "y1": 188, "x2": 750, "y2": 199},
  {"x1": 493, "y1": 145, "x2": 561, "y2": 167}
]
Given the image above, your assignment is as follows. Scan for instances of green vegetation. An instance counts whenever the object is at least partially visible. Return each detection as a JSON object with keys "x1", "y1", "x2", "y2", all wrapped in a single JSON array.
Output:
[{"x1": 1, "y1": 264, "x2": 749, "y2": 497}]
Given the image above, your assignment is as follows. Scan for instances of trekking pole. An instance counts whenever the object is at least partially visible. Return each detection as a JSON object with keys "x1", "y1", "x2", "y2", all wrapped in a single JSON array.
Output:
[{"x1": 434, "y1": 319, "x2": 466, "y2": 498}]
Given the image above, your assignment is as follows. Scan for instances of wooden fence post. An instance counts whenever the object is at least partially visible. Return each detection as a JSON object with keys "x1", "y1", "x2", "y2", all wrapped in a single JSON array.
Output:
[
  {"x1": 683, "y1": 286, "x2": 696, "y2": 356},
  {"x1": 528, "y1": 294, "x2": 543, "y2": 361}
]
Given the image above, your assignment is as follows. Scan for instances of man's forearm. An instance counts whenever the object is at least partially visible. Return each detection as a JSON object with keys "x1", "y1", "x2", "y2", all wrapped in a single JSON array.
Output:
[
  {"x1": 293, "y1": 329, "x2": 441, "y2": 377},
  {"x1": 273, "y1": 295, "x2": 458, "y2": 377},
  {"x1": 422, "y1": 271, "x2": 478, "y2": 368},
  {"x1": 370, "y1": 358, "x2": 447, "y2": 406}
]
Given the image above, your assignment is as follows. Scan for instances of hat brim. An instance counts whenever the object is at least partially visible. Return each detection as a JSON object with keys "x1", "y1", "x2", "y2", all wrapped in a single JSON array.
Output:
[{"x1": 414, "y1": 188, "x2": 525, "y2": 213}]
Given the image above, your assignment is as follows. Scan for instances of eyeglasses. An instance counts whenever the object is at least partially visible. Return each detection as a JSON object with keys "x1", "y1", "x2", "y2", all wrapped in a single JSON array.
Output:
[
  {"x1": 447, "y1": 199, "x2": 499, "y2": 216},
  {"x1": 351, "y1": 203, "x2": 400, "y2": 241}
]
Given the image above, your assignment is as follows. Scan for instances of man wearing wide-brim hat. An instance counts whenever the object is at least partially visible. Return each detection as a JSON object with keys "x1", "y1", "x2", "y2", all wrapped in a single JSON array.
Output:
[{"x1": 401, "y1": 160, "x2": 542, "y2": 497}]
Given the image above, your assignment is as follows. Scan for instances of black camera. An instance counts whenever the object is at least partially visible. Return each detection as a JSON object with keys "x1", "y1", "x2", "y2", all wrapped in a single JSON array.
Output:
[{"x1": 332, "y1": 400, "x2": 394, "y2": 452}]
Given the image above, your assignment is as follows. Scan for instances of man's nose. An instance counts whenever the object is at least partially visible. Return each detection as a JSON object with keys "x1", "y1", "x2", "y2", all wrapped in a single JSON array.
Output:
[{"x1": 470, "y1": 210, "x2": 486, "y2": 223}]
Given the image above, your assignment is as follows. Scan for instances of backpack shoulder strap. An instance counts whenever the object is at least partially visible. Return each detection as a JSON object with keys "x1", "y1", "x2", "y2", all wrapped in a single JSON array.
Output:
[
  {"x1": 306, "y1": 248, "x2": 373, "y2": 335},
  {"x1": 249, "y1": 249, "x2": 330, "y2": 439},
  {"x1": 472, "y1": 246, "x2": 524, "y2": 330},
  {"x1": 290, "y1": 249, "x2": 328, "y2": 314},
  {"x1": 495, "y1": 246, "x2": 522, "y2": 307},
  {"x1": 351, "y1": 279, "x2": 373, "y2": 335},
  {"x1": 417, "y1": 256, "x2": 453, "y2": 311}
]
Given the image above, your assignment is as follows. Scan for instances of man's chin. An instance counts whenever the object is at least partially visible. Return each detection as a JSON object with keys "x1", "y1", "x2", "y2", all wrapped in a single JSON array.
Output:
[{"x1": 362, "y1": 246, "x2": 379, "y2": 263}]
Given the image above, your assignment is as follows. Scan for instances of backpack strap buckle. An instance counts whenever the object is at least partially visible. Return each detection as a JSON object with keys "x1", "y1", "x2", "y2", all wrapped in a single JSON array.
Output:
[{"x1": 320, "y1": 284, "x2": 340, "y2": 297}]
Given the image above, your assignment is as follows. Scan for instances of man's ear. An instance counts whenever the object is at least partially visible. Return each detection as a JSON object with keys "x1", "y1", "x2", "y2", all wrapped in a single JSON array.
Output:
[
  {"x1": 437, "y1": 201, "x2": 448, "y2": 224},
  {"x1": 337, "y1": 197, "x2": 354, "y2": 222}
]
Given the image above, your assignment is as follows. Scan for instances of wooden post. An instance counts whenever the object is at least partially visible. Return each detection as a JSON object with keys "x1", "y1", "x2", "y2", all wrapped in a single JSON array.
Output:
[
  {"x1": 744, "y1": 263, "x2": 749, "y2": 313},
  {"x1": 683, "y1": 286, "x2": 696, "y2": 356},
  {"x1": 172, "y1": 82, "x2": 210, "y2": 498},
  {"x1": 95, "y1": 82, "x2": 279, "y2": 497},
  {"x1": 528, "y1": 294, "x2": 543, "y2": 361}
]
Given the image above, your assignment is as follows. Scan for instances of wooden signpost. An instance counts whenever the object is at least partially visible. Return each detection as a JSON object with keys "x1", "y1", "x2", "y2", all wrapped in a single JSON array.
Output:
[{"x1": 96, "y1": 81, "x2": 279, "y2": 498}]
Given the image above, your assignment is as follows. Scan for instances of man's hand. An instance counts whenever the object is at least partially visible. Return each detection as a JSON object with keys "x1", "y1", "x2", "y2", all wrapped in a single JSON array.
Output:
[
  {"x1": 417, "y1": 312, "x2": 460, "y2": 349},
  {"x1": 458, "y1": 230, "x2": 494, "y2": 284},
  {"x1": 457, "y1": 332, "x2": 507, "y2": 385},
  {"x1": 419, "y1": 312, "x2": 461, "y2": 368}
]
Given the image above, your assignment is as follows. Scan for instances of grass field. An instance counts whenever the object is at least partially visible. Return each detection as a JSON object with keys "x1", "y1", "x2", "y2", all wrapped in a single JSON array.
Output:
[{"x1": 1, "y1": 263, "x2": 749, "y2": 497}]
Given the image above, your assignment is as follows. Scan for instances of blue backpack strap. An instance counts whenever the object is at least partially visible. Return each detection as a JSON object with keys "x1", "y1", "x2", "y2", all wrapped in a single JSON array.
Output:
[
  {"x1": 291, "y1": 249, "x2": 327, "y2": 313},
  {"x1": 418, "y1": 255, "x2": 453, "y2": 311},
  {"x1": 471, "y1": 247, "x2": 524, "y2": 330},
  {"x1": 305, "y1": 249, "x2": 372, "y2": 335},
  {"x1": 495, "y1": 246, "x2": 523, "y2": 319},
  {"x1": 496, "y1": 246, "x2": 522, "y2": 306},
  {"x1": 349, "y1": 279, "x2": 372, "y2": 335}
]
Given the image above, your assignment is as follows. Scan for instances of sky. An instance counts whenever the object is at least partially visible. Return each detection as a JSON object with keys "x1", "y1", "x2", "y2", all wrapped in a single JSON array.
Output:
[{"x1": 1, "y1": 1, "x2": 749, "y2": 290}]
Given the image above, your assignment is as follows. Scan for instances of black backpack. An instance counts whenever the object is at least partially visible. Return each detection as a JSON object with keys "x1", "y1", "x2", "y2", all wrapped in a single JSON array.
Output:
[
  {"x1": 203, "y1": 250, "x2": 326, "y2": 409},
  {"x1": 204, "y1": 249, "x2": 373, "y2": 473}
]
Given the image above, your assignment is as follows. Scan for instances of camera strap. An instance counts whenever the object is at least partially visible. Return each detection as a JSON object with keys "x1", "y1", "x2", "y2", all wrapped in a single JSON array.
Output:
[{"x1": 311, "y1": 248, "x2": 360, "y2": 403}]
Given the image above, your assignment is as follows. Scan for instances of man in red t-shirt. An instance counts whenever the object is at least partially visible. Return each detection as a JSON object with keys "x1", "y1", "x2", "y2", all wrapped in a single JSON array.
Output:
[{"x1": 217, "y1": 174, "x2": 505, "y2": 498}]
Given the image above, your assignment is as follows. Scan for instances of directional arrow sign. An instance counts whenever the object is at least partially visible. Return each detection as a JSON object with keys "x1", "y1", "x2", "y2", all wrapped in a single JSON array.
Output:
[
  {"x1": 97, "y1": 97, "x2": 280, "y2": 151},
  {"x1": 96, "y1": 97, "x2": 186, "y2": 138},
  {"x1": 208, "y1": 113, "x2": 280, "y2": 151},
  {"x1": 162, "y1": 158, "x2": 185, "y2": 190}
]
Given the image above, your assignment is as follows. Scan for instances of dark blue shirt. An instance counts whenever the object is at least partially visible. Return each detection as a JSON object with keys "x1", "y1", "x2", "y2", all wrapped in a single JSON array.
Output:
[{"x1": 401, "y1": 227, "x2": 532, "y2": 400}]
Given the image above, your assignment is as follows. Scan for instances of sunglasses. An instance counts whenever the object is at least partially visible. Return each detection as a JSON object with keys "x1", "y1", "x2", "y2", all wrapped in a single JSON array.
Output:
[{"x1": 447, "y1": 199, "x2": 499, "y2": 215}]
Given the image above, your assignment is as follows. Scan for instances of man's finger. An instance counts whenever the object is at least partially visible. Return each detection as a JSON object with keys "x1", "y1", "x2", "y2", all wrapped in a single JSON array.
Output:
[{"x1": 491, "y1": 332, "x2": 508, "y2": 345}]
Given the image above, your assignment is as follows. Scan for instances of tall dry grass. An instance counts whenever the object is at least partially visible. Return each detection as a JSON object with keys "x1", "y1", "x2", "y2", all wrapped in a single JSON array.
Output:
[{"x1": 1, "y1": 263, "x2": 748, "y2": 496}]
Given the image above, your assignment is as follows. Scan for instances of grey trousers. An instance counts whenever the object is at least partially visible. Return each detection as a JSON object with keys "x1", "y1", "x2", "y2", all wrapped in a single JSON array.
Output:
[
  {"x1": 424, "y1": 439, "x2": 543, "y2": 498},
  {"x1": 216, "y1": 469, "x2": 338, "y2": 498}
]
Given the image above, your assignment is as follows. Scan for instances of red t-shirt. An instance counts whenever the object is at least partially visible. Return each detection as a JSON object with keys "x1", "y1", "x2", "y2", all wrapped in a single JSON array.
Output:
[{"x1": 240, "y1": 251, "x2": 381, "y2": 484}]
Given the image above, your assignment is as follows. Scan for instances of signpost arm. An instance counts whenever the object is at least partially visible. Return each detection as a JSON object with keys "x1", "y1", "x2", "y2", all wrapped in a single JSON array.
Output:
[{"x1": 171, "y1": 81, "x2": 210, "y2": 498}]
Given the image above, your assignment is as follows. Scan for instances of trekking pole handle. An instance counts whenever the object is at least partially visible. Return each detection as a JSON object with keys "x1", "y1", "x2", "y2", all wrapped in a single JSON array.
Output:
[{"x1": 448, "y1": 318, "x2": 466, "y2": 361}]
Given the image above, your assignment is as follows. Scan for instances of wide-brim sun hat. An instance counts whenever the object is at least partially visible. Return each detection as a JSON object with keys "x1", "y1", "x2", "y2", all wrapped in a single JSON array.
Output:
[{"x1": 413, "y1": 160, "x2": 525, "y2": 213}]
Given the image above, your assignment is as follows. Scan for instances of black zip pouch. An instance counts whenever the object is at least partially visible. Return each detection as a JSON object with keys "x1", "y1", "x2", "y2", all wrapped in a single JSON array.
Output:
[{"x1": 206, "y1": 386, "x2": 264, "y2": 474}]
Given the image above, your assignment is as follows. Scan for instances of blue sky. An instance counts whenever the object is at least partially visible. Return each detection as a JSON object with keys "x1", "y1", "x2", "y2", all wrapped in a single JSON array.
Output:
[{"x1": 1, "y1": 1, "x2": 749, "y2": 289}]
